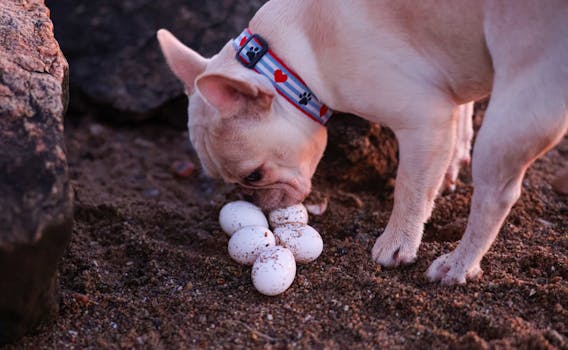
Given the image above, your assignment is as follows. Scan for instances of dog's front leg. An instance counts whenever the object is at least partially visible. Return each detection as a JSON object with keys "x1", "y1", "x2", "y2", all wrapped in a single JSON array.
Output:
[{"x1": 372, "y1": 113, "x2": 456, "y2": 267}]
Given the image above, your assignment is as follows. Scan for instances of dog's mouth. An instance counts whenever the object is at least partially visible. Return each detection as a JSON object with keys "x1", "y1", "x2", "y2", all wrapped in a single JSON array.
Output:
[
  {"x1": 250, "y1": 190, "x2": 302, "y2": 210},
  {"x1": 240, "y1": 182, "x2": 310, "y2": 210}
]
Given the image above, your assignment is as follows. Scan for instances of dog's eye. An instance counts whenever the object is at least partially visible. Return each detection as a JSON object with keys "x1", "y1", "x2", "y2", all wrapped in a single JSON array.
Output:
[{"x1": 245, "y1": 170, "x2": 263, "y2": 183}]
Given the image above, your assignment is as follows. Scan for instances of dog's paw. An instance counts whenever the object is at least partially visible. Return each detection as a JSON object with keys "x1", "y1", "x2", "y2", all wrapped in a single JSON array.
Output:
[
  {"x1": 371, "y1": 231, "x2": 418, "y2": 267},
  {"x1": 426, "y1": 252, "x2": 482, "y2": 285},
  {"x1": 442, "y1": 155, "x2": 470, "y2": 194},
  {"x1": 442, "y1": 168, "x2": 458, "y2": 193}
]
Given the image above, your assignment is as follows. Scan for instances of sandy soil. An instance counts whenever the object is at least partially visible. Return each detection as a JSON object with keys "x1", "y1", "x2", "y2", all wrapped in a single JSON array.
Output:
[{"x1": 5, "y1": 107, "x2": 567, "y2": 349}]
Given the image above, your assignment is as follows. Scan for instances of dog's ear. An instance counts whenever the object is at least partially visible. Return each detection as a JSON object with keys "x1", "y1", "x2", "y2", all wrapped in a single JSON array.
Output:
[
  {"x1": 157, "y1": 29, "x2": 208, "y2": 93},
  {"x1": 196, "y1": 73, "x2": 274, "y2": 116}
]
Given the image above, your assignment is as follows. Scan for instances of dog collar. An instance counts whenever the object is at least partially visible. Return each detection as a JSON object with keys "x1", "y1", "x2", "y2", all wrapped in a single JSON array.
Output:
[{"x1": 232, "y1": 28, "x2": 333, "y2": 125}]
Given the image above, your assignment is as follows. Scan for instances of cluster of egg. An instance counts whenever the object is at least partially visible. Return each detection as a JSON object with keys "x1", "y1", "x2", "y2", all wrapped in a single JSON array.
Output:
[{"x1": 219, "y1": 201, "x2": 323, "y2": 296}]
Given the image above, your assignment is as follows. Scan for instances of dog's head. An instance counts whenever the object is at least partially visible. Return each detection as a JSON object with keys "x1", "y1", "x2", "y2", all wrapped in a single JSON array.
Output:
[{"x1": 157, "y1": 30, "x2": 327, "y2": 210}]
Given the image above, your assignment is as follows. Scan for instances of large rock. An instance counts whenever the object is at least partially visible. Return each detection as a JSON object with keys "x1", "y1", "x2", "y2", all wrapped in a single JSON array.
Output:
[
  {"x1": 552, "y1": 166, "x2": 568, "y2": 195},
  {"x1": 0, "y1": 0, "x2": 72, "y2": 343},
  {"x1": 46, "y1": 0, "x2": 265, "y2": 123},
  {"x1": 317, "y1": 114, "x2": 399, "y2": 192}
]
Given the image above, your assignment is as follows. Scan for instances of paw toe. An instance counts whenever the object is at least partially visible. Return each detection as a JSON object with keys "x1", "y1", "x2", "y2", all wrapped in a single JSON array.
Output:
[
  {"x1": 426, "y1": 253, "x2": 482, "y2": 285},
  {"x1": 426, "y1": 254, "x2": 450, "y2": 281},
  {"x1": 441, "y1": 272, "x2": 467, "y2": 285},
  {"x1": 467, "y1": 264, "x2": 483, "y2": 280},
  {"x1": 442, "y1": 172, "x2": 458, "y2": 194},
  {"x1": 372, "y1": 241, "x2": 417, "y2": 267}
]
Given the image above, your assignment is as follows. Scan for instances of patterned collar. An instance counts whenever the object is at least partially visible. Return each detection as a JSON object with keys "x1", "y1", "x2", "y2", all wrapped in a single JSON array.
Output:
[{"x1": 232, "y1": 28, "x2": 333, "y2": 125}]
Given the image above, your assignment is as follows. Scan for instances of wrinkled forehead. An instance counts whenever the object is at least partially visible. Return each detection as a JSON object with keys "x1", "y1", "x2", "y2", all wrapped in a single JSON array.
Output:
[
  {"x1": 192, "y1": 123, "x2": 263, "y2": 182},
  {"x1": 204, "y1": 122, "x2": 266, "y2": 182},
  {"x1": 187, "y1": 92, "x2": 278, "y2": 181}
]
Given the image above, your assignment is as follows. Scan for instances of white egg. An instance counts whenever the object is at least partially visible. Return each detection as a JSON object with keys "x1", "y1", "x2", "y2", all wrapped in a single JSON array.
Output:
[
  {"x1": 228, "y1": 226, "x2": 276, "y2": 265},
  {"x1": 273, "y1": 224, "x2": 323, "y2": 263},
  {"x1": 268, "y1": 204, "x2": 308, "y2": 228},
  {"x1": 219, "y1": 201, "x2": 268, "y2": 236},
  {"x1": 252, "y1": 246, "x2": 296, "y2": 296}
]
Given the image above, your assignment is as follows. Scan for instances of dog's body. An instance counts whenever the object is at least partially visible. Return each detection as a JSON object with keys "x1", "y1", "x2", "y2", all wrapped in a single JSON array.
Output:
[{"x1": 158, "y1": 0, "x2": 568, "y2": 284}]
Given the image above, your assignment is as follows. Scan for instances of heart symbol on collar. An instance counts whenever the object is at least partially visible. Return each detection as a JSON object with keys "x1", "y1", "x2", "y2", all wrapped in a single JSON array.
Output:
[
  {"x1": 319, "y1": 105, "x2": 329, "y2": 117},
  {"x1": 274, "y1": 69, "x2": 288, "y2": 83}
]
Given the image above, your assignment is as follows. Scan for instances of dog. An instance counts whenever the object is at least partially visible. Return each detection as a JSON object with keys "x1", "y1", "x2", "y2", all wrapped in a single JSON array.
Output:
[{"x1": 157, "y1": 0, "x2": 568, "y2": 285}]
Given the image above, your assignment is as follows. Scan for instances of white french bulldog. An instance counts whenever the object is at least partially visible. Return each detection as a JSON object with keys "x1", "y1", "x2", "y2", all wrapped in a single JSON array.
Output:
[{"x1": 158, "y1": 0, "x2": 568, "y2": 285}]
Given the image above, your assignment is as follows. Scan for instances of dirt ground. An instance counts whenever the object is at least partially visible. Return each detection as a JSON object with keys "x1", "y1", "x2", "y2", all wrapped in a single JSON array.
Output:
[{"x1": 5, "y1": 102, "x2": 567, "y2": 349}]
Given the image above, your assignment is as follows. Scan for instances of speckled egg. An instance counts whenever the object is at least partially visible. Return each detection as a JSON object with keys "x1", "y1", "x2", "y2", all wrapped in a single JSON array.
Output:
[
  {"x1": 228, "y1": 226, "x2": 276, "y2": 265},
  {"x1": 268, "y1": 204, "x2": 308, "y2": 228},
  {"x1": 251, "y1": 246, "x2": 296, "y2": 296},
  {"x1": 273, "y1": 224, "x2": 323, "y2": 263},
  {"x1": 219, "y1": 201, "x2": 268, "y2": 236}
]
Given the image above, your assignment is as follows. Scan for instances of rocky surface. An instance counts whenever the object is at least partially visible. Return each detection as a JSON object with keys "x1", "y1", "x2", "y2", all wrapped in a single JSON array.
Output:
[
  {"x1": 0, "y1": 0, "x2": 72, "y2": 343},
  {"x1": 45, "y1": 0, "x2": 265, "y2": 123}
]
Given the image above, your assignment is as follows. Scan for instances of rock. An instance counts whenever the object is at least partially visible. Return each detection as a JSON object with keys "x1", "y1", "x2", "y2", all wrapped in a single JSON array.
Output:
[
  {"x1": 317, "y1": 114, "x2": 399, "y2": 191},
  {"x1": 304, "y1": 192, "x2": 329, "y2": 216},
  {"x1": 45, "y1": 0, "x2": 265, "y2": 123},
  {"x1": 170, "y1": 160, "x2": 195, "y2": 178},
  {"x1": 0, "y1": 0, "x2": 72, "y2": 344},
  {"x1": 551, "y1": 166, "x2": 568, "y2": 195}
]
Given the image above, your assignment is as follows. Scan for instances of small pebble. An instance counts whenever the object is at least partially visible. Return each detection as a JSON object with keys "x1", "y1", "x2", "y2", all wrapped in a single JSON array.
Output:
[
  {"x1": 171, "y1": 160, "x2": 195, "y2": 178},
  {"x1": 143, "y1": 188, "x2": 160, "y2": 198},
  {"x1": 305, "y1": 199, "x2": 328, "y2": 216},
  {"x1": 71, "y1": 292, "x2": 90, "y2": 305},
  {"x1": 336, "y1": 247, "x2": 348, "y2": 256},
  {"x1": 88, "y1": 123, "x2": 105, "y2": 137},
  {"x1": 133, "y1": 137, "x2": 155, "y2": 148},
  {"x1": 551, "y1": 167, "x2": 568, "y2": 195}
]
